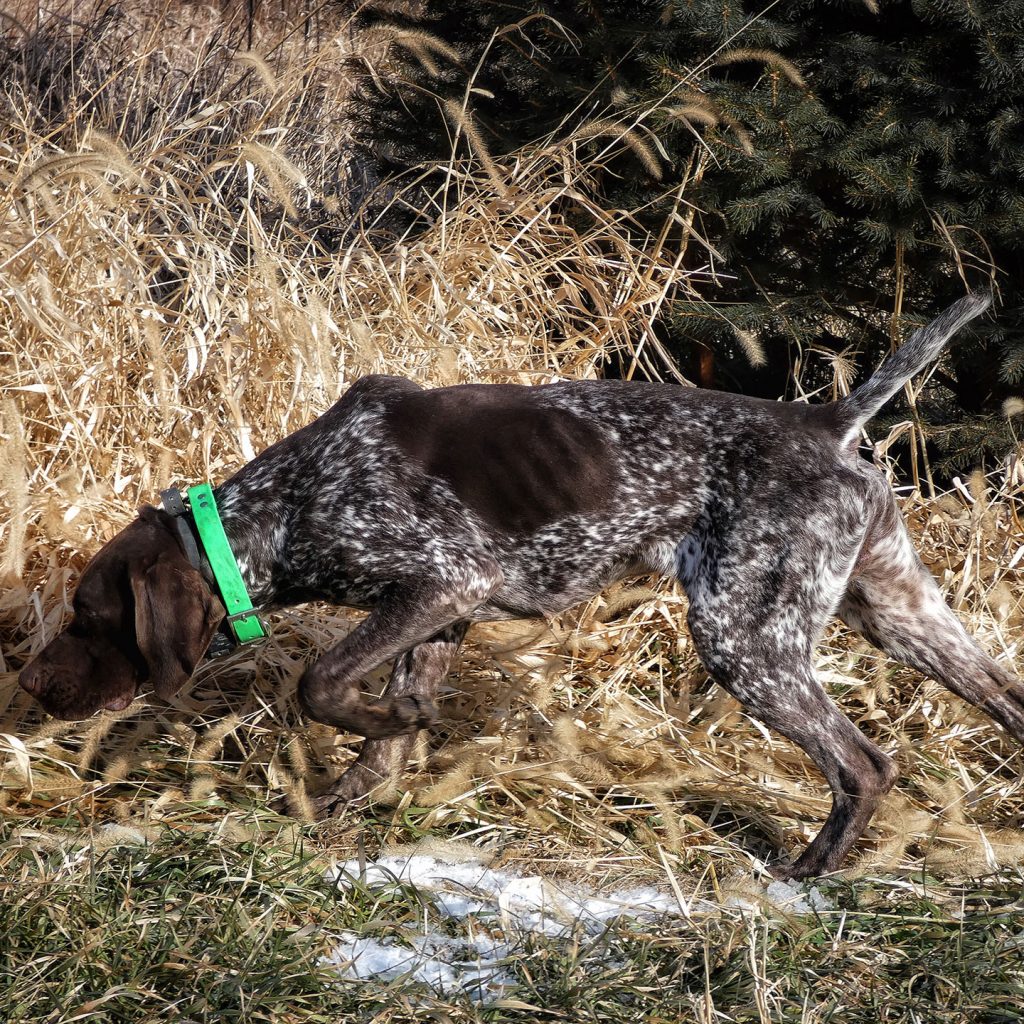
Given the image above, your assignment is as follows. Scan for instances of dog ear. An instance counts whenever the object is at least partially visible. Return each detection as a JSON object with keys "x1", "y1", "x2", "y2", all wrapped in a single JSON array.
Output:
[{"x1": 131, "y1": 559, "x2": 224, "y2": 699}]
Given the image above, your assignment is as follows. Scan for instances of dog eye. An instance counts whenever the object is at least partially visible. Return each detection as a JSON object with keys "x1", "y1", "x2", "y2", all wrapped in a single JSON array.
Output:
[{"x1": 70, "y1": 606, "x2": 97, "y2": 631}]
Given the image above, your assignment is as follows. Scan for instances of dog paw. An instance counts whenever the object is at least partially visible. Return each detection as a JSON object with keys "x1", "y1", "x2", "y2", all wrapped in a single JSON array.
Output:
[
  {"x1": 317, "y1": 695, "x2": 439, "y2": 739},
  {"x1": 311, "y1": 787, "x2": 372, "y2": 820},
  {"x1": 268, "y1": 791, "x2": 294, "y2": 817},
  {"x1": 768, "y1": 853, "x2": 830, "y2": 882},
  {"x1": 766, "y1": 858, "x2": 798, "y2": 882},
  {"x1": 389, "y1": 694, "x2": 438, "y2": 731},
  {"x1": 310, "y1": 778, "x2": 376, "y2": 820},
  {"x1": 307, "y1": 762, "x2": 384, "y2": 819}
]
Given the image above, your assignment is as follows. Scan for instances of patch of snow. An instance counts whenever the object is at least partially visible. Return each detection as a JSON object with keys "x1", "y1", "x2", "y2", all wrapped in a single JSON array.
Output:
[
  {"x1": 764, "y1": 879, "x2": 831, "y2": 914},
  {"x1": 329, "y1": 853, "x2": 680, "y2": 938},
  {"x1": 322, "y1": 847, "x2": 833, "y2": 1002},
  {"x1": 724, "y1": 870, "x2": 834, "y2": 916},
  {"x1": 322, "y1": 931, "x2": 516, "y2": 1000},
  {"x1": 323, "y1": 850, "x2": 683, "y2": 1001}
]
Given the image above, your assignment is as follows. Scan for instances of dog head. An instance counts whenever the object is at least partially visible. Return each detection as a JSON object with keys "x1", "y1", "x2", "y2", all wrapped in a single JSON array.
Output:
[{"x1": 18, "y1": 507, "x2": 225, "y2": 720}]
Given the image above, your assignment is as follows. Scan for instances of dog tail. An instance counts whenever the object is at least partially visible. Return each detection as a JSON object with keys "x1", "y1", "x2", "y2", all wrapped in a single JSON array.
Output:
[{"x1": 835, "y1": 292, "x2": 992, "y2": 432}]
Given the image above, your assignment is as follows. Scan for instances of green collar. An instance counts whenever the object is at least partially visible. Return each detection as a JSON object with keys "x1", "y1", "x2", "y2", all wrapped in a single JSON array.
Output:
[{"x1": 163, "y1": 484, "x2": 267, "y2": 648}]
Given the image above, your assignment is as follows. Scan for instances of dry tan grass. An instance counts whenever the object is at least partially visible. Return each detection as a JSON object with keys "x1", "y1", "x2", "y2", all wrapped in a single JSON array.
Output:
[{"x1": 1, "y1": 3, "x2": 1022, "y2": 890}]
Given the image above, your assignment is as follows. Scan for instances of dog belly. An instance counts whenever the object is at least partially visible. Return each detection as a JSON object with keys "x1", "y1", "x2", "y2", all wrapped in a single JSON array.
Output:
[{"x1": 474, "y1": 526, "x2": 685, "y2": 620}]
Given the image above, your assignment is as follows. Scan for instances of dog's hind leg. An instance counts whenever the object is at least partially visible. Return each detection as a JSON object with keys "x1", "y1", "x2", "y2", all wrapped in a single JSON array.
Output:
[
  {"x1": 310, "y1": 623, "x2": 468, "y2": 817},
  {"x1": 685, "y1": 597, "x2": 899, "y2": 879},
  {"x1": 678, "y1": 482, "x2": 898, "y2": 878},
  {"x1": 840, "y1": 501, "x2": 1024, "y2": 744}
]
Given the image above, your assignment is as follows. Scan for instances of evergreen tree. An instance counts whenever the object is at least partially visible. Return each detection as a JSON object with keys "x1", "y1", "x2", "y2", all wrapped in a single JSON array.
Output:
[{"x1": 346, "y1": 0, "x2": 1024, "y2": 474}]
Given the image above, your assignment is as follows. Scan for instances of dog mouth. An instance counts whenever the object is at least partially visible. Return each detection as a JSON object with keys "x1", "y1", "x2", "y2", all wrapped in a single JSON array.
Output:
[
  {"x1": 30, "y1": 687, "x2": 137, "y2": 720},
  {"x1": 37, "y1": 695, "x2": 133, "y2": 720}
]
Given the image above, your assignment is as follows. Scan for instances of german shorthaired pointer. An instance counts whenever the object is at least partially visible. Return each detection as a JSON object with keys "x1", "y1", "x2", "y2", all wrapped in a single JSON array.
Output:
[{"x1": 20, "y1": 292, "x2": 1021, "y2": 878}]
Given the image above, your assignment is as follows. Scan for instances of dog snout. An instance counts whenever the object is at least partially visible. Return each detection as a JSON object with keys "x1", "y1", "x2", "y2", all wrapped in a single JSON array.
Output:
[{"x1": 18, "y1": 661, "x2": 44, "y2": 697}]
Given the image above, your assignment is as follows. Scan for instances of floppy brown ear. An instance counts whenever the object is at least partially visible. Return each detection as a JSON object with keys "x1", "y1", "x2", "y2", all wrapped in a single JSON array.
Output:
[{"x1": 131, "y1": 558, "x2": 224, "y2": 699}]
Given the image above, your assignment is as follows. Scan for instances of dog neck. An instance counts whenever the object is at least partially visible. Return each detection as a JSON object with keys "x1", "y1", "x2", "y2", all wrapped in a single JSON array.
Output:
[{"x1": 210, "y1": 478, "x2": 293, "y2": 609}]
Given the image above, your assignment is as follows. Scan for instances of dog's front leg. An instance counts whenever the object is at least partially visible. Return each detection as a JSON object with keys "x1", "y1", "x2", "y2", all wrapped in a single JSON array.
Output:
[
  {"x1": 298, "y1": 563, "x2": 499, "y2": 737},
  {"x1": 298, "y1": 566, "x2": 498, "y2": 821},
  {"x1": 310, "y1": 623, "x2": 468, "y2": 818}
]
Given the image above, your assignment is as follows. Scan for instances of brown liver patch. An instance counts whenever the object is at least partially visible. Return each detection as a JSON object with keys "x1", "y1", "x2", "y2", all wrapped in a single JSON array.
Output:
[{"x1": 386, "y1": 385, "x2": 616, "y2": 536}]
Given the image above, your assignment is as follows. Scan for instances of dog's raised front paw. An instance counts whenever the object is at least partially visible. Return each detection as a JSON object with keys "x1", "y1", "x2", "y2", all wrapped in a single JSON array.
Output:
[{"x1": 388, "y1": 693, "x2": 438, "y2": 731}]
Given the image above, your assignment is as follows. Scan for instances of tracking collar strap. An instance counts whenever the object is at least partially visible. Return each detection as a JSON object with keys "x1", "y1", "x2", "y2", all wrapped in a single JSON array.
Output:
[
  {"x1": 160, "y1": 488, "x2": 205, "y2": 577},
  {"x1": 159, "y1": 484, "x2": 267, "y2": 650}
]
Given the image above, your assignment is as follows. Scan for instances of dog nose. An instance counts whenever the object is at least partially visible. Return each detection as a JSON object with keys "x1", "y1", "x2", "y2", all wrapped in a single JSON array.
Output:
[{"x1": 18, "y1": 665, "x2": 42, "y2": 697}]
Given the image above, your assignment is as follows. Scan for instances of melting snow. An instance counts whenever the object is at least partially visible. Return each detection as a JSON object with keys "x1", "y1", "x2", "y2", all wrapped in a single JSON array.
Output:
[
  {"x1": 764, "y1": 878, "x2": 832, "y2": 914},
  {"x1": 322, "y1": 851, "x2": 682, "y2": 1001},
  {"x1": 325, "y1": 930, "x2": 515, "y2": 1000},
  {"x1": 321, "y1": 848, "x2": 833, "y2": 1002},
  {"x1": 329, "y1": 853, "x2": 681, "y2": 936}
]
